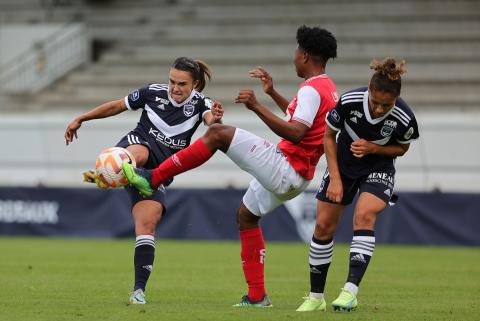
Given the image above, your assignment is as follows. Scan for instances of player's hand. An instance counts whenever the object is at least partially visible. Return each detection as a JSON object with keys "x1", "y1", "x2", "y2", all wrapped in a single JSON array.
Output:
[
  {"x1": 211, "y1": 100, "x2": 224, "y2": 122},
  {"x1": 235, "y1": 89, "x2": 260, "y2": 111},
  {"x1": 249, "y1": 66, "x2": 273, "y2": 95},
  {"x1": 82, "y1": 170, "x2": 109, "y2": 189},
  {"x1": 350, "y1": 139, "x2": 378, "y2": 158},
  {"x1": 326, "y1": 177, "x2": 343, "y2": 203},
  {"x1": 65, "y1": 118, "x2": 82, "y2": 145}
]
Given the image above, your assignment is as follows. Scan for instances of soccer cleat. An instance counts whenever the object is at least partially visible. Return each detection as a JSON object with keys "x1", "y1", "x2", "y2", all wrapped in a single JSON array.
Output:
[
  {"x1": 296, "y1": 296, "x2": 326, "y2": 312},
  {"x1": 233, "y1": 295, "x2": 273, "y2": 308},
  {"x1": 121, "y1": 162, "x2": 155, "y2": 196},
  {"x1": 331, "y1": 288, "x2": 358, "y2": 311},
  {"x1": 129, "y1": 289, "x2": 146, "y2": 305}
]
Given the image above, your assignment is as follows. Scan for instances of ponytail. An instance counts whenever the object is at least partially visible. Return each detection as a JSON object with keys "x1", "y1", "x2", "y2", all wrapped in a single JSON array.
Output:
[{"x1": 172, "y1": 57, "x2": 212, "y2": 92}]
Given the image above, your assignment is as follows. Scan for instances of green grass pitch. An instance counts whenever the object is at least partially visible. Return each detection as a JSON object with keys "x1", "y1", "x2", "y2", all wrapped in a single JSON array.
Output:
[{"x1": 0, "y1": 237, "x2": 478, "y2": 321}]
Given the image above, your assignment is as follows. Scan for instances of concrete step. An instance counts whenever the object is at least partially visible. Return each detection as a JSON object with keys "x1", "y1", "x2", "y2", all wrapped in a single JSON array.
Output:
[
  {"x1": 153, "y1": 20, "x2": 480, "y2": 43},
  {"x1": 74, "y1": 62, "x2": 480, "y2": 84},
  {"x1": 105, "y1": 40, "x2": 480, "y2": 63},
  {"x1": 185, "y1": 1, "x2": 480, "y2": 21}
]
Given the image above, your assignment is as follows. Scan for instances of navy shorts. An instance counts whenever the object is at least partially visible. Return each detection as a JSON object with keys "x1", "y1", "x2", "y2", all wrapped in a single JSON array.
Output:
[
  {"x1": 116, "y1": 130, "x2": 171, "y2": 209},
  {"x1": 316, "y1": 168, "x2": 396, "y2": 205}
]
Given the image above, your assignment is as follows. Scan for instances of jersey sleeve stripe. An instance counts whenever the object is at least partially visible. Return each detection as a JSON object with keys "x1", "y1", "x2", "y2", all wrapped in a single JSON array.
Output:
[
  {"x1": 149, "y1": 84, "x2": 168, "y2": 91},
  {"x1": 342, "y1": 98, "x2": 363, "y2": 105},
  {"x1": 393, "y1": 106, "x2": 411, "y2": 120},
  {"x1": 326, "y1": 118, "x2": 341, "y2": 131},
  {"x1": 292, "y1": 116, "x2": 313, "y2": 128},
  {"x1": 391, "y1": 110, "x2": 409, "y2": 126},
  {"x1": 124, "y1": 96, "x2": 133, "y2": 110},
  {"x1": 342, "y1": 92, "x2": 365, "y2": 98}
]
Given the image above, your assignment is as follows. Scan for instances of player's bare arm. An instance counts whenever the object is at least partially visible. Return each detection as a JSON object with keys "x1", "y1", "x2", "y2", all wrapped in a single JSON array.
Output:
[
  {"x1": 64, "y1": 99, "x2": 127, "y2": 145},
  {"x1": 204, "y1": 101, "x2": 224, "y2": 125},
  {"x1": 235, "y1": 89, "x2": 308, "y2": 144},
  {"x1": 249, "y1": 66, "x2": 289, "y2": 113},
  {"x1": 350, "y1": 139, "x2": 410, "y2": 158},
  {"x1": 324, "y1": 126, "x2": 343, "y2": 203}
]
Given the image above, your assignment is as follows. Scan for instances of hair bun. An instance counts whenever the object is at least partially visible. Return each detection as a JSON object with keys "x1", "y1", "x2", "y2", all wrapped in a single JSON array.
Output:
[{"x1": 370, "y1": 57, "x2": 406, "y2": 81}]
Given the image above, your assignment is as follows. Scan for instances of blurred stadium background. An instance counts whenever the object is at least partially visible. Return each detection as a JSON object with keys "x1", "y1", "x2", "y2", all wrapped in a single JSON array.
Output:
[
  {"x1": 0, "y1": 1, "x2": 479, "y2": 320},
  {"x1": 0, "y1": 0, "x2": 479, "y2": 242}
]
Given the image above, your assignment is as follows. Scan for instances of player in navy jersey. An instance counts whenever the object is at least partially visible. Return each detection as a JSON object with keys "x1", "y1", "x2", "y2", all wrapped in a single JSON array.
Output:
[
  {"x1": 296, "y1": 57, "x2": 419, "y2": 312},
  {"x1": 122, "y1": 25, "x2": 338, "y2": 308},
  {"x1": 64, "y1": 57, "x2": 224, "y2": 305}
]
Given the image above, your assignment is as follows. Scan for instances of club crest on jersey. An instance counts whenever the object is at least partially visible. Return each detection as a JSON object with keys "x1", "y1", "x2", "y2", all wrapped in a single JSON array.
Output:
[
  {"x1": 380, "y1": 125, "x2": 394, "y2": 137},
  {"x1": 183, "y1": 104, "x2": 195, "y2": 117}
]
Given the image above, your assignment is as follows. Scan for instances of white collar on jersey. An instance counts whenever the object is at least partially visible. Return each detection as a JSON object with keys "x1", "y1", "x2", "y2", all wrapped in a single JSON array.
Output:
[
  {"x1": 167, "y1": 87, "x2": 197, "y2": 107},
  {"x1": 363, "y1": 90, "x2": 395, "y2": 125}
]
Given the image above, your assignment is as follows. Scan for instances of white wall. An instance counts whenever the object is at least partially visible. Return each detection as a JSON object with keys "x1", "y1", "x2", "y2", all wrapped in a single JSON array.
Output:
[
  {"x1": 0, "y1": 24, "x2": 63, "y2": 66},
  {"x1": 0, "y1": 110, "x2": 479, "y2": 192}
]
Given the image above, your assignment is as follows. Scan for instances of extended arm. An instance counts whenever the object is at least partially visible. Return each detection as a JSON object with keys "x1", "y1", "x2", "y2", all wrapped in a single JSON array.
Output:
[
  {"x1": 65, "y1": 99, "x2": 127, "y2": 145},
  {"x1": 323, "y1": 126, "x2": 343, "y2": 203},
  {"x1": 249, "y1": 67, "x2": 290, "y2": 113},
  {"x1": 235, "y1": 89, "x2": 308, "y2": 144}
]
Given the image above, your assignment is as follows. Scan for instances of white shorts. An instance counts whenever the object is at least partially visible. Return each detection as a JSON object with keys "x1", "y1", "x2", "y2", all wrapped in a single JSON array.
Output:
[{"x1": 226, "y1": 128, "x2": 311, "y2": 216}]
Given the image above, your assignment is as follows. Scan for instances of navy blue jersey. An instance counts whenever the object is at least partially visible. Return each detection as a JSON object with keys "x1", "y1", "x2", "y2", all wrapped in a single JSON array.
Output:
[
  {"x1": 124, "y1": 83, "x2": 213, "y2": 161},
  {"x1": 326, "y1": 87, "x2": 419, "y2": 179}
]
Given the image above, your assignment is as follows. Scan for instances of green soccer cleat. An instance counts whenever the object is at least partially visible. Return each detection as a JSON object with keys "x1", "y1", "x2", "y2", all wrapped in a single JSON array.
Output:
[
  {"x1": 121, "y1": 162, "x2": 155, "y2": 196},
  {"x1": 129, "y1": 289, "x2": 146, "y2": 305},
  {"x1": 233, "y1": 295, "x2": 273, "y2": 308},
  {"x1": 331, "y1": 288, "x2": 358, "y2": 312},
  {"x1": 296, "y1": 296, "x2": 326, "y2": 312}
]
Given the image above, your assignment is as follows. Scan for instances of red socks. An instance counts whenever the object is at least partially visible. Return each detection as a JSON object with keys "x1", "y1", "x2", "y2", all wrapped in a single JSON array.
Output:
[
  {"x1": 240, "y1": 227, "x2": 266, "y2": 302},
  {"x1": 151, "y1": 138, "x2": 214, "y2": 187}
]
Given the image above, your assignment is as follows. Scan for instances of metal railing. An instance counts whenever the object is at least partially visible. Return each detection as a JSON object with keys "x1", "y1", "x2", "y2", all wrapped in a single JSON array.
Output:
[{"x1": 0, "y1": 22, "x2": 89, "y2": 94}]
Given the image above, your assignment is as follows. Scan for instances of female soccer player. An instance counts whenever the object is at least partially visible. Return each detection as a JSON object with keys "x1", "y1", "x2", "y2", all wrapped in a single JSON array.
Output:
[
  {"x1": 296, "y1": 57, "x2": 419, "y2": 312},
  {"x1": 122, "y1": 25, "x2": 339, "y2": 307},
  {"x1": 64, "y1": 57, "x2": 224, "y2": 305}
]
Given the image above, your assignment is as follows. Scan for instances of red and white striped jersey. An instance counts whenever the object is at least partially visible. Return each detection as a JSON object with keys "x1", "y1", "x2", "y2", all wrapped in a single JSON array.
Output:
[{"x1": 278, "y1": 74, "x2": 338, "y2": 180}]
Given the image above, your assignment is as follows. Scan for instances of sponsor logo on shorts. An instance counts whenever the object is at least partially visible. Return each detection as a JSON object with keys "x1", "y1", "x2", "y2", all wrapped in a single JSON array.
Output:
[{"x1": 366, "y1": 172, "x2": 394, "y2": 189}]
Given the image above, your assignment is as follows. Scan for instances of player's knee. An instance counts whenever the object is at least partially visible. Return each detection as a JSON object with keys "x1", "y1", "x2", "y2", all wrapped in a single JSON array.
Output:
[
  {"x1": 236, "y1": 203, "x2": 260, "y2": 230},
  {"x1": 314, "y1": 220, "x2": 336, "y2": 240},
  {"x1": 135, "y1": 211, "x2": 162, "y2": 235},
  {"x1": 353, "y1": 210, "x2": 377, "y2": 229},
  {"x1": 204, "y1": 124, "x2": 234, "y2": 151}
]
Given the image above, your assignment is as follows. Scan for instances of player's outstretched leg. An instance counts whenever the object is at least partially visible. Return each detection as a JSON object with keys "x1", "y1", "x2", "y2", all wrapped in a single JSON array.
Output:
[
  {"x1": 331, "y1": 288, "x2": 357, "y2": 311},
  {"x1": 129, "y1": 288, "x2": 147, "y2": 305},
  {"x1": 122, "y1": 163, "x2": 155, "y2": 196},
  {"x1": 233, "y1": 294, "x2": 272, "y2": 308}
]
